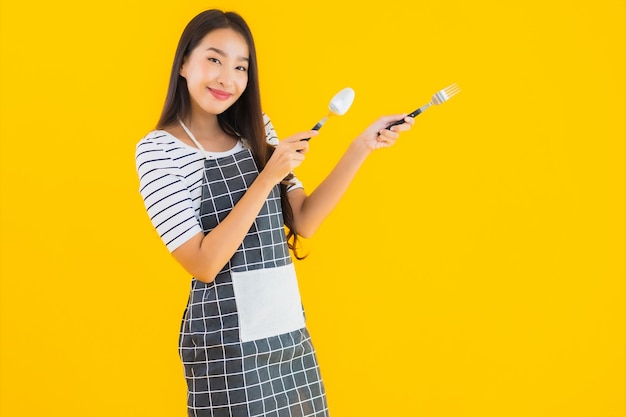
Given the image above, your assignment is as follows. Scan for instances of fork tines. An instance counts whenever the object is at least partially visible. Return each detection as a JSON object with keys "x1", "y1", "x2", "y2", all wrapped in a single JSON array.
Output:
[
  {"x1": 433, "y1": 83, "x2": 460, "y2": 105},
  {"x1": 442, "y1": 83, "x2": 460, "y2": 98}
]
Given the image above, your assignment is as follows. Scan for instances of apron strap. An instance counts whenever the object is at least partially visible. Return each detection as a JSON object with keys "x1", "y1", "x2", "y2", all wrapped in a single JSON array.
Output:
[{"x1": 178, "y1": 118, "x2": 208, "y2": 157}]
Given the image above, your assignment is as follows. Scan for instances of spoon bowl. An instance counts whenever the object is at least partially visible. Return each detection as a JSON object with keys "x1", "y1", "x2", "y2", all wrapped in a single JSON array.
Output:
[
  {"x1": 328, "y1": 87, "x2": 355, "y2": 116},
  {"x1": 307, "y1": 87, "x2": 355, "y2": 136}
]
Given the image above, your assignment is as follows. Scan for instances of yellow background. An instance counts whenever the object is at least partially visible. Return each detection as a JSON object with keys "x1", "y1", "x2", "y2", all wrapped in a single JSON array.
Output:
[{"x1": 1, "y1": 0, "x2": 624, "y2": 416}]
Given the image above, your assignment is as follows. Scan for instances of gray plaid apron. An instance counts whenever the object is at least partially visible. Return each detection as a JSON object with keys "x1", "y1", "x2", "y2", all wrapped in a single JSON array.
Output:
[{"x1": 178, "y1": 145, "x2": 329, "y2": 417}]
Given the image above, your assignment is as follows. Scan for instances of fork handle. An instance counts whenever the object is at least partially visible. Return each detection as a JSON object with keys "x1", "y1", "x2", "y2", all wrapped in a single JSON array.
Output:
[{"x1": 385, "y1": 108, "x2": 424, "y2": 129}]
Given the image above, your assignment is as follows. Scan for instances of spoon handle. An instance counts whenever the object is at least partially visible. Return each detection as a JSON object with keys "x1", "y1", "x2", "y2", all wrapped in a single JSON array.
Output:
[
  {"x1": 312, "y1": 115, "x2": 329, "y2": 131},
  {"x1": 302, "y1": 115, "x2": 329, "y2": 141}
]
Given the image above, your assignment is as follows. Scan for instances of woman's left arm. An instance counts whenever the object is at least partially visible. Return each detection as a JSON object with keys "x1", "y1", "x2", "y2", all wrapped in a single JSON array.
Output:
[{"x1": 288, "y1": 114, "x2": 414, "y2": 238}]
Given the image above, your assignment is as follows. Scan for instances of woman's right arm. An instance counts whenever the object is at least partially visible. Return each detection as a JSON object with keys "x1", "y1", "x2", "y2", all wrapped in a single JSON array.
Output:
[
  {"x1": 170, "y1": 170, "x2": 278, "y2": 282},
  {"x1": 169, "y1": 131, "x2": 316, "y2": 283}
]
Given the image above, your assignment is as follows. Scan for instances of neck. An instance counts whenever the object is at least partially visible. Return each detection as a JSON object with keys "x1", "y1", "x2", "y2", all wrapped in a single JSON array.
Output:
[
  {"x1": 183, "y1": 111, "x2": 222, "y2": 140},
  {"x1": 177, "y1": 109, "x2": 237, "y2": 152}
]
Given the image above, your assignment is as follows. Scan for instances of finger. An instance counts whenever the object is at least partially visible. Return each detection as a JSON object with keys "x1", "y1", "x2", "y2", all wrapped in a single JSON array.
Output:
[
  {"x1": 383, "y1": 113, "x2": 407, "y2": 123},
  {"x1": 389, "y1": 117, "x2": 415, "y2": 132},
  {"x1": 395, "y1": 116, "x2": 415, "y2": 129},
  {"x1": 381, "y1": 113, "x2": 408, "y2": 127},
  {"x1": 285, "y1": 130, "x2": 319, "y2": 143},
  {"x1": 373, "y1": 140, "x2": 391, "y2": 150},
  {"x1": 292, "y1": 150, "x2": 306, "y2": 164},
  {"x1": 294, "y1": 139, "x2": 310, "y2": 154},
  {"x1": 378, "y1": 128, "x2": 399, "y2": 140}
]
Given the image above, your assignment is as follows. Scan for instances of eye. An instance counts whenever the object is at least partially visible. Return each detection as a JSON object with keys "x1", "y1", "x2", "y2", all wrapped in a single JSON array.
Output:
[
  {"x1": 208, "y1": 57, "x2": 220, "y2": 64},
  {"x1": 236, "y1": 66, "x2": 248, "y2": 72}
]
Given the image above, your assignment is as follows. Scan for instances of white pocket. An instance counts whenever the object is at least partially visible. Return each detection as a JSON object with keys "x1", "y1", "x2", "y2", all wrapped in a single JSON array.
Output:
[{"x1": 231, "y1": 263, "x2": 306, "y2": 342}]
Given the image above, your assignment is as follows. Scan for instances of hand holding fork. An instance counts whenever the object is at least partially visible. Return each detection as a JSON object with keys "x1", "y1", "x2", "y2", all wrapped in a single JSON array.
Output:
[{"x1": 386, "y1": 83, "x2": 461, "y2": 130}]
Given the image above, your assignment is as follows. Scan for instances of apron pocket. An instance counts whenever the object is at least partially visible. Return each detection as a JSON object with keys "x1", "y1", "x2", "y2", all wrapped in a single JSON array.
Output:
[{"x1": 231, "y1": 263, "x2": 305, "y2": 343}]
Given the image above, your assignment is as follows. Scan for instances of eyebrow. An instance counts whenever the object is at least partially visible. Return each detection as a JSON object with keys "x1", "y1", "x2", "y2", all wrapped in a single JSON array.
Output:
[{"x1": 206, "y1": 47, "x2": 249, "y2": 62}]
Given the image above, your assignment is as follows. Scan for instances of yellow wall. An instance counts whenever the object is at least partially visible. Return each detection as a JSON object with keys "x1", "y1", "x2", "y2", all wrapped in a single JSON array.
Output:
[{"x1": 0, "y1": 1, "x2": 623, "y2": 416}]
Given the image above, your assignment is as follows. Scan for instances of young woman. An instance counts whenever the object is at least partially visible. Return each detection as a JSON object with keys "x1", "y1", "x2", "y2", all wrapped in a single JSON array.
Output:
[{"x1": 135, "y1": 9, "x2": 413, "y2": 417}]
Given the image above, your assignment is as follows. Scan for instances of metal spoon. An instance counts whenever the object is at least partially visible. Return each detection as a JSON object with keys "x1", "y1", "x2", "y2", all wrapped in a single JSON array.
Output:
[{"x1": 303, "y1": 87, "x2": 355, "y2": 140}]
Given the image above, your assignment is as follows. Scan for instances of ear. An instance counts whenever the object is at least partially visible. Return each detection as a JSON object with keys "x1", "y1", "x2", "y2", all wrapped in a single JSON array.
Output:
[{"x1": 179, "y1": 58, "x2": 188, "y2": 79}]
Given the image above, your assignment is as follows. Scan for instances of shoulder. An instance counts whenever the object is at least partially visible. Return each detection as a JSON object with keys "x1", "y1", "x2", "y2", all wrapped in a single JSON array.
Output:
[
  {"x1": 135, "y1": 129, "x2": 205, "y2": 179},
  {"x1": 136, "y1": 129, "x2": 202, "y2": 161},
  {"x1": 135, "y1": 131, "x2": 172, "y2": 170},
  {"x1": 135, "y1": 130, "x2": 175, "y2": 160},
  {"x1": 136, "y1": 130, "x2": 174, "y2": 154}
]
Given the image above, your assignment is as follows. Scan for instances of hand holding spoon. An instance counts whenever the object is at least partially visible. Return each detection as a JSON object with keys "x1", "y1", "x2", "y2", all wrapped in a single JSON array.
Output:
[{"x1": 303, "y1": 87, "x2": 355, "y2": 141}]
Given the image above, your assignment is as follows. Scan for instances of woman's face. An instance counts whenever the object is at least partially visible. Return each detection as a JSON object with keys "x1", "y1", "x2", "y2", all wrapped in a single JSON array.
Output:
[{"x1": 180, "y1": 28, "x2": 250, "y2": 117}]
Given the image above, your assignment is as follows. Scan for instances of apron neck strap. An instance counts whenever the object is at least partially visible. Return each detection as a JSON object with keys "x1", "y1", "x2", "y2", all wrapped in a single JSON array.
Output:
[{"x1": 178, "y1": 118, "x2": 207, "y2": 156}]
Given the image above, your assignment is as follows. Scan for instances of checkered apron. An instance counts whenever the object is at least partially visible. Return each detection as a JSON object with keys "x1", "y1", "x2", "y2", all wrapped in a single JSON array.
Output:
[{"x1": 179, "y1": 148, "x2": 329, "y2": 417}]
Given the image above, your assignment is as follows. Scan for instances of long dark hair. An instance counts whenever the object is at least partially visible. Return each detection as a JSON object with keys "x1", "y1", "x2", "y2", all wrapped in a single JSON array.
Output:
[{"x1": 157, "y1": 9, "x2": 305, "y2": 259}]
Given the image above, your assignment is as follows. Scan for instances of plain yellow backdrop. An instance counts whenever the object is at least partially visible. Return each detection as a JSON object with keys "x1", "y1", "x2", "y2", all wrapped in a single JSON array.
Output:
[{"x1": 1, "y1": 0, "x2": 624, "y2": 416}]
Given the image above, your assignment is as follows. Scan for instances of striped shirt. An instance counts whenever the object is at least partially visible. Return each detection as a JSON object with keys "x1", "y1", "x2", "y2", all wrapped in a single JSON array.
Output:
[{"x1": 135, "y1": 114, "x2": 302, "y2": 252}]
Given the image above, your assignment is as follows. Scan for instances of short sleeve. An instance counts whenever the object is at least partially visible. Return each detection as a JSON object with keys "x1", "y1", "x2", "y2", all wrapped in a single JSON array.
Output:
[
  {"x1": 263, "y1": 113, "x2": 304, "y2": 192},
  {"x1": 135, "y1": 138, "x2": 203, "y2": 252}
]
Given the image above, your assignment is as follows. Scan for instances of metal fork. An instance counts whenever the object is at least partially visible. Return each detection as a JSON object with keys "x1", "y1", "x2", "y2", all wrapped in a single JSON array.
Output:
[{"x1": 386, "y1": 83, "x2": 461, "y2": 129}]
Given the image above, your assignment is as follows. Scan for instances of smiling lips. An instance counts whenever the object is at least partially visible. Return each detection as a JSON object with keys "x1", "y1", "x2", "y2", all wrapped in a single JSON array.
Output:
[{"x1": 209, "y1": 87, "x2": 232, "y2": 101}]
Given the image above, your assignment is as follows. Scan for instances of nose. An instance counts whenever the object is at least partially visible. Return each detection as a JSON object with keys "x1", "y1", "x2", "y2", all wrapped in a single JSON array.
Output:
[{"x1": 217, "y1": 68, "x2": 234, "y2": 88}]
